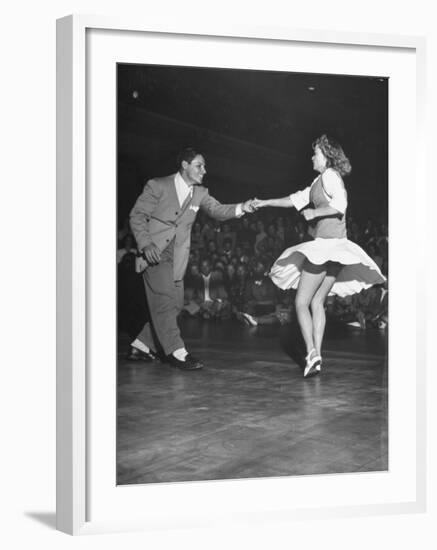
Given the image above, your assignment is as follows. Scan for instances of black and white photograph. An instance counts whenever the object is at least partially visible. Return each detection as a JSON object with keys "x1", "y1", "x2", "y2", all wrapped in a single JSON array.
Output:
[{"x1": 116, "y1": 63, "x2": 388, "y2": 485}]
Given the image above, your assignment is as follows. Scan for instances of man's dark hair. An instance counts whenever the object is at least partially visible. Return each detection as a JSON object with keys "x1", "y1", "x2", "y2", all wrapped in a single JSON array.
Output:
[{"x1": 177, "y1": 147, "x2": 203, "y2": 167}]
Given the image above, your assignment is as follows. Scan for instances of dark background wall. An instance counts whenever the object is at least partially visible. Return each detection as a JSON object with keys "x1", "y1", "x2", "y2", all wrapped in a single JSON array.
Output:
[{"x1": 117, "y1": 64, "x2": 388, "y2": 227}]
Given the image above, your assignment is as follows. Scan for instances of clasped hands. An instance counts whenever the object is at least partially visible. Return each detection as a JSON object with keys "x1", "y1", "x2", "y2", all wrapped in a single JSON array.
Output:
[
  {"x1": 241, "y1": 198, "x2": 264, "y2": 213},
  {"x1": 242, "y1": 198, "x2": 316, "y2": 220}
]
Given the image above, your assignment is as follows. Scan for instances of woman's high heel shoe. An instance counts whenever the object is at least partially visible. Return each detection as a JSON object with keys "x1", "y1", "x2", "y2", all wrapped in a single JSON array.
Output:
[{"x1": 304, "y1": 348, "x2": 321, "y2": 378}]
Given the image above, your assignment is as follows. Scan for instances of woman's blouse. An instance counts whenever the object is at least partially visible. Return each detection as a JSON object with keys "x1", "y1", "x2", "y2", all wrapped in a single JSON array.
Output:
[{"x1": 289, "y1": 168, "x2": 347, "y2": 239}]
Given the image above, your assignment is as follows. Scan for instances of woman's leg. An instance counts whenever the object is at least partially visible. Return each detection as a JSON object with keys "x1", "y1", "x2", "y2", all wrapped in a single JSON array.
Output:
[
  {"x1": 310, "y1": 262, "x2": 342, "y2": 356},
  {"x1": 295, "y1": 261, "x2": 327, "y2": 355}
]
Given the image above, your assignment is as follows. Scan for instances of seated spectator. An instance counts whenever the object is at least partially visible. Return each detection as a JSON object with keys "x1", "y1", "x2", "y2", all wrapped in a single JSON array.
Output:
[
  {"x1": 325, "y1": 295, "x2": 336, "y2": 318},
  {"x1": 325, "y1": 283, "x2": 388, "y2": 331},
  {"x1": 213, "y1": 260, "x2": 226, "y2": 278},
  {"x1": 184, "y1": 262, "x2": 200, "y2": 292},
  {"x1": 230, "y1": 255, "x2": 240, "y2": 268},
  {"x1": 205, "y1": 239, "x2": 218, "y2": 257},
  {"x1": 283, "y1": 219, "x2": 308, "y2": 246},
  {"x1": 253, "y1": 239, "x2": 270, "y2": 264},
  {"x1": 190, "y1": 222, "x2": 204, "y2": 253},
  {"x1": 275, "y1": 216, "x2": 285, "y2": 242},
  {"x1": 355, "y1": 284, "x2": 388, "y2": 329},
  {"x1": 217, "y1": 222, "x2": 236, "y2": 251},
  {"x1": 240, "y1": 254, "x2": 251, "y2": 266},
  {"x1": 377, "y1": 223, "x2": 388, "y2": 248},
  {"x1": 263, "y1": 236, "x2": 282, "y2": 262},
  {"x1": 117, "y1": 234, "x2": 137, "y2": 264},
  {"x1": 183, "y1": 263, "x2": 202, "y2": 316},
  {"x1": 212, "y1": 220, "x2": 222, "y2": 242},
  {"x1": 210, "y1": 252, "x2": 220, "y2": 267},
  {"x1": 367, "y1": 243, "x2": 384, "y2": 271},
  {"x1": 227, "y1": 263, "x2": 249, "y2": 311},
  {"x1": 224, "y1": 263, "x2": 237, "y2": 291},
  {"x1": 348, "y1": 218, "x2": 360, "y2": 243},
  {"x1": 188, "y1": 259, "x2": 231, "y2": 320},
  {"x1": 235, "y1": 260, "x2": 284, "y2": 326},
  {"x1": 236, "y1": 217, "x2": 256, "y2": 250},
  {"x1": 233, "y1": 245, "x2": 244, "y2": 261},
  {"x1": 254, "y1": 220, "x2": 268, "y2": 254},
  {"x1": 283, "y1": 216, "x2": 294, "y2": 246},
  {"x1": 363, "y1": 219, "x2": 376, "y2": 241},
  {"x1": 329, "y1": 295, "x2": 360, "y2": 326},
  {"x1": 266, "y1": 223, "x2": 278, "y2": 241},
  {"x1": 272, "y1": 288, "x2": 295, "y2": 326},
  {"x1": 219, "y1": 238, "x2": 234, "y2": 260},
  {"x1": 188, "y1": 249, "x2": 201, "y2": 267},
  {"x1": 200, "y1": 221, "x2": 215, "y2": 248}
]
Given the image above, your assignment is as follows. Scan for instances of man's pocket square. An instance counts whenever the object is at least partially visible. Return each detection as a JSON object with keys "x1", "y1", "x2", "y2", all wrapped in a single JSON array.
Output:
[{"x1": 189, "y1": 205, "x2": 199, "y2": 212}]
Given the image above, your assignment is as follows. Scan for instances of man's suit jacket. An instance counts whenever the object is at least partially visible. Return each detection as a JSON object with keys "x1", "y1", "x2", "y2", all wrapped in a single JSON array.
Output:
[{"x1": 130, "y1": 174, "x2": 241, "y2": 280}]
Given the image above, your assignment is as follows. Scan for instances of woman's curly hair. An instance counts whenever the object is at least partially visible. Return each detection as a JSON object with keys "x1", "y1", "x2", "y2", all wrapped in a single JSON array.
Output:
[{"x1": 313, "y1": 135, "x2": 352, "y2": 177}]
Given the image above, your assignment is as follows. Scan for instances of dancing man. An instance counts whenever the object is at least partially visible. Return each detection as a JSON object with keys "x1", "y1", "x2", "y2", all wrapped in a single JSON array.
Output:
[{"x1": 129, "y1": 147, "x2": 255, "y2": 370}]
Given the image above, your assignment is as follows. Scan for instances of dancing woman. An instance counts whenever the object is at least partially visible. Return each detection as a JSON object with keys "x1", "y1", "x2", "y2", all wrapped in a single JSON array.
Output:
[{"x1": 252, "y1": 135, "x2": 386, "y2": 377}]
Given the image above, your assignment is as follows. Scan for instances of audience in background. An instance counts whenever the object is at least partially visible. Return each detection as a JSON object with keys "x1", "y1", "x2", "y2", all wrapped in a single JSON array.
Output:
[
  {"x1": 118, "y1": 207, "x2": 389, "y2": 331},
  {"x1": 190, "y1": 222, "x2": 204, "y2": 253},
  {"x1": 183, "y1": 259, "x2": 231, "y2": 320}
]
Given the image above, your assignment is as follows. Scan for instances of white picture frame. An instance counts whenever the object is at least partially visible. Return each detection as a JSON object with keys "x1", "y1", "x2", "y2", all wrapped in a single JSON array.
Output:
[{"x1": 56, "y1": 14, "x2": 427, "y2": 535}]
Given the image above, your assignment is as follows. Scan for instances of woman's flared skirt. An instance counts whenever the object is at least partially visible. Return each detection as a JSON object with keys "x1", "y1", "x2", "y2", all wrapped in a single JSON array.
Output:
[{"x1": 269, "y1": 238, "x2": 386, "y2": 297}]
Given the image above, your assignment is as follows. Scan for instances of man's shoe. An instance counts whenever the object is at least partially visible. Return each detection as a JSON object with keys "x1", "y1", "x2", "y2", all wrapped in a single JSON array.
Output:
[
  {"x1": 242, "y1": 312, "x2": 258, "y2": 327},
  {"x1": 167, "y1": 353, "x2": 204, "y2": 370},
  {"x1": 127, "y1": 346, "x2": 157, "y2": 362}
]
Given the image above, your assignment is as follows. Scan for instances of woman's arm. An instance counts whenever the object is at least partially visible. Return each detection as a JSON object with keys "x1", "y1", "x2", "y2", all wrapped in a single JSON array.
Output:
[
  {"x1": 253, "y1": 185, "x2": 312, "y2": 211},
  {"x1": 303, "y1": 205, "x2": 342, "y2": 221},
  {"x1": 252, "y1": 196, "x2": 294, "y2": 209}
]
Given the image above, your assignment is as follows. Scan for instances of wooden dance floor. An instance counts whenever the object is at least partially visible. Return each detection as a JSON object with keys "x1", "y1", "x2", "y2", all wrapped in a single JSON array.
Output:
[{"x1": 117, "y1": 319, "x2": 388, "y2": 485}]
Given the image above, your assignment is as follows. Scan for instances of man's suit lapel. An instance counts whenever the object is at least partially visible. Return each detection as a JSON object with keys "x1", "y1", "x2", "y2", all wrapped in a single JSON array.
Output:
[
  {"x1": 176, "y1": 184, "x2": 196, "y2": 220},
  {"x1": 170, "y1": 174, "x2": 195, "y2": 218},
  {"x1": 168, "y1": 174, "x2": 180, "y2": 207},
  {"x1": 180, "y1": 190, "x2": 192, "y2": 212}
]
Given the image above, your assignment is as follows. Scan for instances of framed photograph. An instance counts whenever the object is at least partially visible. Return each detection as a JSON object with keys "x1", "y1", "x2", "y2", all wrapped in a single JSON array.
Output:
[{"x1": 56, "y1": 15, "x2": 427, "y2": 535}]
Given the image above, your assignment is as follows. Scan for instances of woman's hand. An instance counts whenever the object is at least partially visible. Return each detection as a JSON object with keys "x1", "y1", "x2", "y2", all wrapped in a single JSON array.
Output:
[
  {"x1": 302, "y1": 209, "x2": 316, "y2": 221},
  {"x1": 251, "y1": 198, "x2": 266, "y2": 210}
]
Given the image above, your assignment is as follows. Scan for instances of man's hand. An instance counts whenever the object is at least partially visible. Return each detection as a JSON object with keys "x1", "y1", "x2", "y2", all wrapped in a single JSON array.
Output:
[
  {"x1": 241, "y1": 199, "x2": 256, "y2": 213},
  {"x1": 302, "y1": 209, "x2": 316, "y2": 221},
  {"x1": 142, "y1": 243, "x2": 161, "y2": 265}
]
